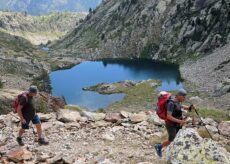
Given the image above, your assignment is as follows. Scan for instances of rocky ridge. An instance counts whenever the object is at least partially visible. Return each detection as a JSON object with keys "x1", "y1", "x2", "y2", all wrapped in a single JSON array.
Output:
[
  {"x1": 0, "y1": 109, "x2": 229, "y2": 163},
  {"x1": 0, "y1": 11, "x2": 86, "y2": 45}
]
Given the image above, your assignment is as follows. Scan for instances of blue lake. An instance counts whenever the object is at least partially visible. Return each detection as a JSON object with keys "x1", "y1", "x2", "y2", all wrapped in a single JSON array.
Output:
[{"x1": 50, "y1": 59, "x2": 183, "y2": 111}]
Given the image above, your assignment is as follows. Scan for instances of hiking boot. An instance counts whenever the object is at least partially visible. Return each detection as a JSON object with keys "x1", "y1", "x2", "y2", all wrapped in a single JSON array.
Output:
[
  {"x1": 38, "y1": 138, "x2": 49, "y2": 145},
  {"x1": 154, "y1": 144, "x2": 162, "y2": 157},
  {"x1": 16, "y1": 137, "x2": 25, "y2": 146}
]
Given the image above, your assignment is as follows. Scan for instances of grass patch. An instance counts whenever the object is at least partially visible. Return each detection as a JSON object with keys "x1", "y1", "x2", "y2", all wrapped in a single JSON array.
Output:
[
  {"x1": 105, "y1": 80, "x2": 161, "y2": 111},
  {"x1": 187, "y1": 108, "x2": 229, "y2": 122},
  {"x1": 197, "y1": 127, "x2": 212, "y2": 139},
  {"x1": 225, "y1": 145, "x2": 230, "y2": 152},
  {"x1": 0, "y1": 80, "x2": 3, "y2": 88},
  {"x1": 65, "y1": 105, "x2": 84, "y2": 113}
]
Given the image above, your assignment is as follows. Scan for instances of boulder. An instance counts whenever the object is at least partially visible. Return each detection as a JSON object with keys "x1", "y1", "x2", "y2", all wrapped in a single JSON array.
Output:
[
  {"x1": 6, "y1": 148, "x2": 32, "y2": 162},
  {"x1": 201, "y1": 118, "x2": 218, "y2": 127},
  {"x1": 38, "y1": 113, "x2": 53, "y2": 122},
  {"x1": 205, "y1": 125, "x2": 218, "y2": 134},
  {"x1": 56, "y1": 109, "x2": 82, "y2": 123},
  {"x1": 105, "y1": 113, "x2": 122, "y2": 123},
  {"x1": 166, "y1": 128, "x2": 230, "y2": 164},
  {"x1": 189, "y1": 96, "x2": 203, "y2": 104},
  {"x1": 148, "y1": 112, "x2": 164, "y2": 126},
  {"x1": 120, "y1": 111, "x2": 130, "y2": 118},
  {"x1": 82, "y1": 111, "x2": 105, "y2": 121},
  {"x1": 218, "y1": 121, "x2": 230, "y2": 137},
  {"x1": 130, "y1": 112, "x2": 148, "y2": 123}
]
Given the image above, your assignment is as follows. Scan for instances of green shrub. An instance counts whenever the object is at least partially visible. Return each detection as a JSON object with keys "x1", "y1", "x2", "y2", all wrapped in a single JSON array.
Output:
[
  {"x1": 188, "y1": 108, "x2": 229, "y2": 122},
  {"x1": 0, "y1": 80, "x2": 3, "y2": 88}
]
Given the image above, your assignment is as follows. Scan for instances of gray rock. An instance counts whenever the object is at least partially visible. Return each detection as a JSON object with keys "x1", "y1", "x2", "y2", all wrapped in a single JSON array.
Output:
[
  {"x1": 6, "y1": 148, "x2": 33, "y2": 162},
  {"x1": 102, "y1": 132, "x2": 115, "y2": 141},
  {"x1": 205, "y1": 125, "x2": 218, "y2": 134},
  {"x1": 57, "y1": 109, "x2": 82, "y2": 123},
  {"x1": 82, "y1": 111, "x2": 105, "y2": 121},
  {"x1": 130, "y1": 112, "x2": 148, "y2": 123},
  {"x1": 105, "y1": 113, "x2": 122, "y2": 123},
  {"x1": 201, "y1": 118, "x2": 218, "y2": 127},
  {"x1": 218, "y1": 121, "x2": 230, "y2": 137},
  {"x1": 166, "y1": 128, "x2": 230, "y2": 164}
]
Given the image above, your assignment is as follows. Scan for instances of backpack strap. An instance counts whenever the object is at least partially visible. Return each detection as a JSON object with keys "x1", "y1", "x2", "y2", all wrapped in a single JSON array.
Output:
[{"x1": 19, "y1": 92, "x2": 29, "y2": 106}]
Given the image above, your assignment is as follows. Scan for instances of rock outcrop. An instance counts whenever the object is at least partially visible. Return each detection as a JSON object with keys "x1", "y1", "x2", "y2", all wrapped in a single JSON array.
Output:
[{"x1": 166, "y1": 128, "x2": 230, "y2": 164}]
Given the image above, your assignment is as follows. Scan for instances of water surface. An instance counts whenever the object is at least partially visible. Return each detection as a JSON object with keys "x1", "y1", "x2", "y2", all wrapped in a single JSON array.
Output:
[{"x1": 50, "y1": 59, "x2": 183, "y2": 111}]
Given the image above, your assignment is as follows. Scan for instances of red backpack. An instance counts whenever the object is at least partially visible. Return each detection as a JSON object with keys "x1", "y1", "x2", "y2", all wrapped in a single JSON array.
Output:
[
  {"x1": 156, "y1": 91, "x2": 171, "y2": 122},
  {"x1": 12, "y1": 92, "x2": 28, "y2": 113}
]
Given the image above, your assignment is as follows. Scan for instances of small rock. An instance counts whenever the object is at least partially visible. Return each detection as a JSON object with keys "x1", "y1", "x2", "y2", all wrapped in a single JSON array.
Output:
[
  {"x1": 202, "y1": 118, "x2": 218, "y2": 127},
  {"x1": 102, "y1": 132, "x2": 115, "y2": 141},
  {"x1": 218, "y1": 121, "x2": 230, "y2": 137},
  {"x1": 120, "y1": 111, "x2": 130, "y2": 118},
  {"x1": 7, "y1": 148, "x2": 32, "y2": 162},
  {"x1": 130, "y1": 112, "x2": 147, "y2": 123},
  {"x1": 112, "y1": 126, "x2": 124, "y2": 132},
  {"x1": 82, "y1": 111, "x2": 105, "y2": 121},
  {"x1": 93, "y1": 120, "x2": 111, "y2": 127},
  {"x1": 38, "y1": 113, "x2": 52, "y2": 122},
  {"x1": 205, "y1": 125, "x2": 218, "y2": 134},
  {"x1": 105, "y1": 113, "x2": 122, "y2": 123}
]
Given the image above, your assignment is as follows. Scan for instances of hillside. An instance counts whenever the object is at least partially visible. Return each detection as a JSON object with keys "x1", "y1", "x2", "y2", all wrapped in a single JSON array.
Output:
[
  {"x1": 0, "y1": 11, "x2": 86, "y2": 45},
  {"x1": 0, "y1": 31, "x2": 48, "y2": 89},
  {"x1": 51, "y1": 0, "x2": 230, "y2": 62},
  {"x1": 0, "y1": 0, "x2": 101, "y2": 15}
]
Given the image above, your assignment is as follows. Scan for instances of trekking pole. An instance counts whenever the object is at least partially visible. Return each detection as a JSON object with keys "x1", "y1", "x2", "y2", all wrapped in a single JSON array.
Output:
[{"x1": 194, "y1": 108, "x2": 213, "y2": 139}]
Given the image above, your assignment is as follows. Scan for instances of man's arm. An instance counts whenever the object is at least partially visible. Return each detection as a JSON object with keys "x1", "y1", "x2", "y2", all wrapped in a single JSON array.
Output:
[
  {"x1": 167, "y1": 112, "x2": 185, "y2": 124},
  {"x1": 166, "y1": 101, "x2": 185, "y2": 125},
  {"x1": 17, "y1": 96, "x2": 27, "y2": 124}
]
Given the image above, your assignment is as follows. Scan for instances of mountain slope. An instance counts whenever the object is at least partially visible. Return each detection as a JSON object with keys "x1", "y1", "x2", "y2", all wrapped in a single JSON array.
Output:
[
  {"x1": 0, "y1": 30, "x2": 48, "y2": 89},
  {"x1": 0, "y1": 11, "x2": 86, "y2": 45},
  {"x1": 0, "y1": 0, "x2": 101, "y2": 15},
  {"x1": 51, "y1": 0, "x2": 230, "y2": 62}
]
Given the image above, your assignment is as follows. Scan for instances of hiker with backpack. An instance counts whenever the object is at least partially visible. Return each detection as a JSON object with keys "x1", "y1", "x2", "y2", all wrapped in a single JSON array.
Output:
[
  {"x1": 15, "y1": 85, "x2": 49, "y2": 146},
  {"x1": 154, "y1": 89, "x2": 195, "y2": 157}
]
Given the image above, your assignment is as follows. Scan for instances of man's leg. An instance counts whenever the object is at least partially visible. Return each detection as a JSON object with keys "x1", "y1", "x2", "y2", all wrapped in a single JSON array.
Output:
[
  {"x1": 19, "y1": 128, "x2": 25, "y2": 137},
  {"x1": 154, "y1": 124, "x2": 176, "y2": 157},
  {"x1": 33, "y1": 115, "x2": 49, "y2": 145},
  {"x1": 17, "y1": 122, "x2": 29, "y2": 146}
]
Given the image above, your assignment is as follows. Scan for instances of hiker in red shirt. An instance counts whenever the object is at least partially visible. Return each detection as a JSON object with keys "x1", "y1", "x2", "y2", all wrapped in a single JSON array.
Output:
[
  {"x1": 16, "y1": 86, "x2": 49, "y2": 146},
  {"x1": 154, "y1": 89, "x2": 194, "y2": 157}
]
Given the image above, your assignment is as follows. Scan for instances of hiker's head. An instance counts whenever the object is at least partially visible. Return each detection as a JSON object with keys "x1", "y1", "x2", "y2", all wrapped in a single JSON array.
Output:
[
  {"x1": 175, "y1": 89, "x2": 187, "y2": 102},
  {"x1": 28, "y1": 85, "x2": 38, "y2": 96}
]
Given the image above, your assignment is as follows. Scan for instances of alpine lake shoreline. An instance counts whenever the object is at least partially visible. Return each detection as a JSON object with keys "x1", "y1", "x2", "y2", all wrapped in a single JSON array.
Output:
[{"x1": 47, "y1": 58, "x2": 229, "y2": 124}]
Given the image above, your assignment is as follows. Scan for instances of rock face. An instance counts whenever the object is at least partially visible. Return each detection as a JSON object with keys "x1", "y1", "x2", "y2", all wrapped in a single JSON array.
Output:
[
  {"x1": 51, "y1": 0, "x2": 230, "y2": 63},
  {"x1": 166, "y1": 128, "x2": 230, "y2": 164}
]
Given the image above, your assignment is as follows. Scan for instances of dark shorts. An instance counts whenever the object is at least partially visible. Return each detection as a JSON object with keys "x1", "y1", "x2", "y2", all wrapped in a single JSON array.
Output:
[
  {"x1": 21, "y1": 115, "x2": 41, "y2": 129},
  {"x1": 166, "y1": 123, "x2": 182, "y2": 142}
]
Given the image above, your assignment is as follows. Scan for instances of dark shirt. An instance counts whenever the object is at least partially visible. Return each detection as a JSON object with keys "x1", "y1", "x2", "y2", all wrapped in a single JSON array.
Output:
[
  {"x1": 166, "y1": 97, "x2": 182, "y2": 125},
  {"x1": 19, "y1": 94, "x2": 36, "y2": 122}
]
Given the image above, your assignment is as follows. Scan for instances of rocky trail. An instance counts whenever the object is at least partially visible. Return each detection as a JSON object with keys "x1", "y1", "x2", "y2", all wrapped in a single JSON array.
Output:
[{"x1": 0, "y1": 109, "x2": 230, "y2": 164}]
